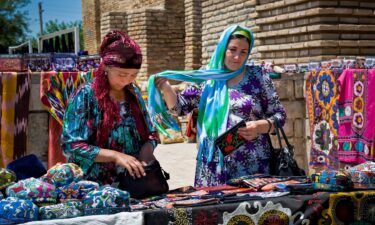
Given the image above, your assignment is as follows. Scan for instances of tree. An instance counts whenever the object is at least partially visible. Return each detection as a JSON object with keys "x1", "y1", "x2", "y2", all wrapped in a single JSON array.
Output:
[
  {"x1": 0, "y1": 0, "x2": 30, "y2": 53},
  {"x1": 39, "y1": 19, "x2": 84, "y2": 51}
]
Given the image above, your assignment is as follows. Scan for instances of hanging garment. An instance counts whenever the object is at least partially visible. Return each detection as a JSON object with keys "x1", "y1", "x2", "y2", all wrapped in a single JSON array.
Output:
[
  {"x1": 0, "y1": 72, "x2": 30, "y2": 167},
  {"x1": 337, "y1": 69, "x2": 375, "y2": 164},
  {"x1": 40, "y1": 70, "x2": 95, "y2": 168}
]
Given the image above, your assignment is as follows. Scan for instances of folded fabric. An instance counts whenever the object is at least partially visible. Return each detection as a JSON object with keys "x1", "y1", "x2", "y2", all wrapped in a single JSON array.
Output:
[
  {"x1": 39, "y1": 200, "x2": 83, "y2": 220},
  {"x1": 311, "y1": 170, "x2": 352, "y2": 187},
  {"x1": 6, "y1": 154, "x2": 46, "y2": 181},
  {"x1": 0, "y1": 197, "x2": 38, "y2": 224},
  {"x1": 57, "y1": 180, "x2": 99, "y2": 202},
  {"x1": 311, "y1": 183, "x2": 347, "y2": 192},
  {"x1": 6, "y1": 177, "x2": 57, "y2": 204},
  {"x1": 42, "y1": 163, "x2": 83, "y2": 188},
  {"x1": 261, "y1": 180, "x2": 302, "y2": 192},
  {"x1": 274, "y1": 183, "x2": 315, "y2": 194},
  {"x1": 0, "y1": 169, "x2": 16, "y2": 190},
  {"x1": 226, "y1": 174, "x2": 267, "y2": 186},
  {"x1": 347, "y1": 162, "x2": 375, "y2": 184},
  {"x1": 242, "y1": 177, "x2": 290, "y2": 190},
  {"x1": 24, "y1": 53, "x2": 52, "y2": 72},
  {"x1": 51, "y1": 54, "x2": 77, "y2": 72},
  {"x1": 83, "y1": 186, "x2": 130, "y2": 215},
  {"x1": 77, "y1": 55, "x2": 100, "y2": 72}
]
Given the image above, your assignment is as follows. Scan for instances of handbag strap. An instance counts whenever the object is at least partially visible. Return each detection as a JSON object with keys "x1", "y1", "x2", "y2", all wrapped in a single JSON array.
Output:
[
  {"x1": 273, "y1": 119, "x2": 293, "y2": 149},
  {"x1": 162, "y1": 168, "x2": 170, "y2": 180}
]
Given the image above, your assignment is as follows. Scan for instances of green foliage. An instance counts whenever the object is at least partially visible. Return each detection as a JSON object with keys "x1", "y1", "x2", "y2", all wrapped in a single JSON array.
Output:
[{"x1": 0, "y1": 0, "x2": 30, "y2": 53}]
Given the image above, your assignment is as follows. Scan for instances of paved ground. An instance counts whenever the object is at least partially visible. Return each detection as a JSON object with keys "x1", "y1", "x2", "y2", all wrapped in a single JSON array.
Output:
[{"x1": 154, "y1": 142, "x2": 198, "y2": 190}]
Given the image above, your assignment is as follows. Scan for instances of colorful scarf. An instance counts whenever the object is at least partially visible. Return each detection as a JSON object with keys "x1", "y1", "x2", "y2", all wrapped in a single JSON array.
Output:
[
  {"x1": 0, "y1": 72, "x2": 30, "y2": 167},
  {"x1": 148, "y1": 25, "x2": 254, "y2": 164}
]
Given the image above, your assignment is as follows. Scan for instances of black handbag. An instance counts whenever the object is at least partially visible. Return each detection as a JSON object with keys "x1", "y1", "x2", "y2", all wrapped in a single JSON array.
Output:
[
  {"x1": 269, "y1": 120, "x2": 306, "y2": 177},
  {"x1": 118, "y1": 160, "x2": 170, "y2": 199}
]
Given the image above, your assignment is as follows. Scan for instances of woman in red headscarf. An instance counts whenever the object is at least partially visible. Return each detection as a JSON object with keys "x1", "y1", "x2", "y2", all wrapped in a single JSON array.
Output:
[{"x1": 61, "y1": 30, "x2": 158, "y2": 185}]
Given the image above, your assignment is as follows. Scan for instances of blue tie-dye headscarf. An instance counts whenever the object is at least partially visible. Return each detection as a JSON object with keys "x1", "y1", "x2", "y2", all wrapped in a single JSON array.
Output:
[{"x1": 147, "y1": 25, "x2": 254, "y2": 165}]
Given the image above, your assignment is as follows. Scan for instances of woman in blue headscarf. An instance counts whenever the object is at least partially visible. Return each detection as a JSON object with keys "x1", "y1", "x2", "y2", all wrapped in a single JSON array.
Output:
[{"x1": 148, "y1": 25, "x2": 286, "y2": 187}]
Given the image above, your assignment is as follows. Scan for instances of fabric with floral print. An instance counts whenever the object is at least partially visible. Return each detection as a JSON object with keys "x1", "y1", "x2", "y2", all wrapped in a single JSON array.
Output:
[
  {"x1": 0, "y1": 197, "x2": 39, "y2": 224},
  {"x1": 5, "y1": 178, "x2": 57, "y2": 204},
  {"x1": 57, "y1": 180, "x2": 99, "y2": 202},
  {"x1": 337, "y1": 69, "x2": 375, "y2": 164},
  {"x1": 61, "y1": 81, "x2": 157, "y2": 185},
  {"x1": 39, "y1": 200, "x2": 84, "y2": 220},
  {"x1": 171, "y1": 65, "x2": 286, "y2": 187},
  {"x1": 83, "y1": 186, "x2": 130, "y2": 215},
  {"x1": 42, "y1": 163, "x2": 83, "y2": 188},
  {"x1": 0, "y1": 169, "x2": 16, "y2": 190}
]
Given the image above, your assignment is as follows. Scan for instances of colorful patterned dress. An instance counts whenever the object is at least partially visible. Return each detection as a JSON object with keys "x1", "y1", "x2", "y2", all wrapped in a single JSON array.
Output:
[
  {"x1": 171, "y1": 65, "x2": 286, "y2": 187},
  {"x1": 61, "y1": 81, "x2": 157, "y2": 185}
]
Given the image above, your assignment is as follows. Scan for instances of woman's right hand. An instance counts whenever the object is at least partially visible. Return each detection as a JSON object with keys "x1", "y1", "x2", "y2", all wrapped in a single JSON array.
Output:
[{"x1": 114, "y1": 152, "x2": 146, "y2": 179}]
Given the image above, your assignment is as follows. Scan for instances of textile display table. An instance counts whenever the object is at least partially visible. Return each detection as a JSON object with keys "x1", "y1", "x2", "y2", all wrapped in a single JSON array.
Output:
[{"x1": 23, "y1": 190, "x2": 375, "y2": 225}]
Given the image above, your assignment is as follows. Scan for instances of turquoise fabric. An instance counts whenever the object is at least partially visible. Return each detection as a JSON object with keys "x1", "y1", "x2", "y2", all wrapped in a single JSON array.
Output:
[{"x1": 148, "y1": 25, "x2": 254, "y2": 165}]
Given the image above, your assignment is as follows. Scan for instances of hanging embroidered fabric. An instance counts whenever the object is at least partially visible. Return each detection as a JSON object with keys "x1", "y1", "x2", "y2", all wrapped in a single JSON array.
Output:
[
  {"x1": 306, "y1": 68, "x2": 347, "y2": 173},
  {"x1": 337, "y1": 69, "x2": 375, "y2": 164}
]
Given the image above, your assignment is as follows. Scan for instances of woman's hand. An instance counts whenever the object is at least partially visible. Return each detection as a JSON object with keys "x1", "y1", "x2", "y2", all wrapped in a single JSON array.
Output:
[
  {"x1": 237, "y1": 121, "x2": 259, "y2": 141},
  {"x1": 113, "y1": 152, "x2": 146, "y2": 179}
]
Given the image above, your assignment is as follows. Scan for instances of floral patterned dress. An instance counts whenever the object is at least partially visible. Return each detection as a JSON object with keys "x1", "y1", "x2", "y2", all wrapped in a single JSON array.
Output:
[
  {"x1": 61, "y1": 81, "x2": 157, "y2": 185},
  {"x1": 171, "y1": 65, "x2": 286, "y2": 187}
]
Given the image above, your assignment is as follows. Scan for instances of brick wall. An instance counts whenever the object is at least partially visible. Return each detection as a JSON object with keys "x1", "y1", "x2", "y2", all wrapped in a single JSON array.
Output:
[
  {"x1": 201, "y1": 0, "x2": 258, "y2": 65},
  {"x1": 82, "y1": 0, "x2": 101, "y2": 54},
  {"x1": 82, "y1": 0, "x2": 165, "y2": 54},
  {"x1": 271, "y1": 74, "x2": 308, "y2": 171},
  {"x1": 184, "y1": 0, "x2": 202, "y2": 70},
  {"x1": 254, "y1": 0, "x2": 375, "y2": 64}
]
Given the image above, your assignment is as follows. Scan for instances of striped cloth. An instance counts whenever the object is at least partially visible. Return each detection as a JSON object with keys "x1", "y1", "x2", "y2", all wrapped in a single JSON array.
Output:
[{"x1": 0, "y1": 72, "x2": 30, "y2": 167}]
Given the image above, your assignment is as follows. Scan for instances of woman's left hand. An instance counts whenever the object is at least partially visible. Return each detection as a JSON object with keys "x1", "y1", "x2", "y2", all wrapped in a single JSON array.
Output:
[{"x1": 237, "y1": 121, "x2": 259, "y2": 141}]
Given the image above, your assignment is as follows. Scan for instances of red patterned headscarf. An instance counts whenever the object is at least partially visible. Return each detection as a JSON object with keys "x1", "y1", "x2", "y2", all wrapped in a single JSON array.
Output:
[
  {"x1": 92, "y1": 30, "x2": 143, "y2": 147},
  {"x1": 100, "y1": 30, "x2": 142, "y2": 69}
]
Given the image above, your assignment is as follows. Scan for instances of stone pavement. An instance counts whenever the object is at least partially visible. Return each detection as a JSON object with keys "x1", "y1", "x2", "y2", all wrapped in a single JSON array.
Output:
[{"x1": 154, "y1": 142, "x2": 198, "y2": 190}]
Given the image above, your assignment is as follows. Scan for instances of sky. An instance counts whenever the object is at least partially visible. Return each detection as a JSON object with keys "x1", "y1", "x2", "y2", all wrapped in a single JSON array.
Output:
[{"x1": 22, "y1": 0, "x2": 82, "y2": 38}]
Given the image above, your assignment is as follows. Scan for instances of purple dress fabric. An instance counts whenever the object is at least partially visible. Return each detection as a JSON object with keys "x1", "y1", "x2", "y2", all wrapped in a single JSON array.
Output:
[{"x1": 171, "y1": 65, "x2": 286, "y2": 187}]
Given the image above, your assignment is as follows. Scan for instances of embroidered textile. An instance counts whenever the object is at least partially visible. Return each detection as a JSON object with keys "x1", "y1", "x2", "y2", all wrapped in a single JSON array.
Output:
[
  {"x1": 306, "y1": 69, "x2": 347, "y2": 173},
  {"x1": 337, "y1": 69, "x2": 375, "y2": 164}
]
